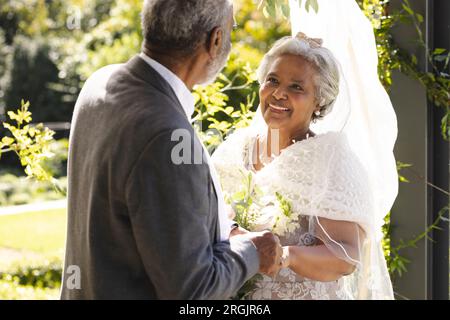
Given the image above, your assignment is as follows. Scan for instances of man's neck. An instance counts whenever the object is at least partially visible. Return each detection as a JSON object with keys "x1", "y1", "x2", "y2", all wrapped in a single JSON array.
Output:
[{"x1": 142, "y1": 46, "x2": 203, "y2": 90}]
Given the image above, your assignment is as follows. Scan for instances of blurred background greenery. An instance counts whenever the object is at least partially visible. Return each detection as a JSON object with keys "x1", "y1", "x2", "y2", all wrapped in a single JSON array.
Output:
[{"x1": 0, "y1": 0, "x2": 290, "y2": 300}]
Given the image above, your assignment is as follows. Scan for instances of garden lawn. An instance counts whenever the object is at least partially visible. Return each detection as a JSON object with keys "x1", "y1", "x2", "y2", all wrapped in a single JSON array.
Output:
[
  {"x1": 0, "y1": 208, "x2": 66, "y2": 299},
  {"x1": 0, "y1": 208, "x2": 66, "y2": 255}
]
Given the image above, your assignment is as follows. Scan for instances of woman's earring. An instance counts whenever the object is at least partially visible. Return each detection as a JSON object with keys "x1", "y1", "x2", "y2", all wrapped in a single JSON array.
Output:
[{"x1": 314, "y1": 110, "x2": 321, "y2": 116}]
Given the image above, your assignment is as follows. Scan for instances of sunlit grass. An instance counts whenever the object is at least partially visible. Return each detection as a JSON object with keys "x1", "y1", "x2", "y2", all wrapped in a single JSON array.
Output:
[
  {"x1": 0, "y1": 209, "x2": 66, "y2": 300},
  {"x1": 0, "y1": 208, "x2": 66, "y2": 254}
]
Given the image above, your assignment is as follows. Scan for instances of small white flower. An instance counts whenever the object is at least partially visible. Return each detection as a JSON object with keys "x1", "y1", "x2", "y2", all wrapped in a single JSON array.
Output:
[
  {"x1": 252, "y1": 205, "x2": 279, "y2": 231},
  {"x1": 259, "y1": 194, "x2": 277, "y2": 206}
]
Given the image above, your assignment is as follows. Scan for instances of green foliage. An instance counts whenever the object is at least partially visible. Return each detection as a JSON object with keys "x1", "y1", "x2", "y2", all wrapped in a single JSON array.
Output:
[
  {"x1": 386, "y1": 207, "x2": 448, "y2": 279},
  {"x1": 226, "y1": 171, "x2": 263, "y2": 230},
  {"x1": 40, "y1": 139, "x2": 68, "y2": 179},
  {"x1": 0, "y1": 0, "x2": 49, "y2": 44},
  {"x1": 226, "y1": 170, "x2": 294, "y2": 236},
  {"x1": 0, "y1": 254, "x2": 62, "y2": 300},
  {"x1": 396, "y1": 161, "x2": 412, "y2": 183},
  {"x1": 356, "y1": 0, "x2": 449, "y2": 278},
  {"x1": 226, "y1": 170, "x2": 295, "y2": 299},
  {"x1": 258, "y1": 0, "x2": 319, "y2": 19},
  {"x1": 0, "y1": 208, "x2": 65, "y2": 299},
  {"x1": 231, "y1": 274, "x2": 264, "y2": 300},
  {"x1": 0, "y1": 0, "x2": 118, "y2": 119},
  {"x1": 0, "y1": 258, "x2": 62, "y2": 289},
  {"x1": 0, "y1": 36, "x2": 73, "y2": 123},
  {"x1": 55, "y1": 0, "x2": 142, "y2": 84},
  {"x1": 357, "y1": 0, "x2": 450, "y2": 139},
  {"x1": 233, "y1": 0, "x2": 290, "y2": 53},
  {"x1": 192, "y1": 69, "x2": 257, "y2": 151},
  {"x1": 0, "y1": 174, "x2": 66, "y2": 206},
  {"x1": 0, "y1": 280, "x2": 59, "y2": 300},
  {"x1": 1, "y1": 101, "x2": 57, "y2": 183}
]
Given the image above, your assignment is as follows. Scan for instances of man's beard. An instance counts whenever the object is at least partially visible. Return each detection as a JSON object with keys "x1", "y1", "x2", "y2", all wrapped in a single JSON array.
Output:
[{"x1": 200, "y1": 34, "x2": 232, "y2": 85}]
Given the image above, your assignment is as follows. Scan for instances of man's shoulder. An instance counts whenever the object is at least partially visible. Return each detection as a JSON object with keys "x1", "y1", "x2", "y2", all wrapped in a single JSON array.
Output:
[{"x1": 84, "y1": 63, "x2": 125, "y2": 88}]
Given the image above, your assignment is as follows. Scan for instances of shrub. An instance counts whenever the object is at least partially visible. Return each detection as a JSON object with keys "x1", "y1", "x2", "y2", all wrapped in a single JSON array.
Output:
[
  {"x1": 1, "y1": 36, "x2": 73, "y2": 124},
  {"x1": 0, "y1": 174, "x2": 66, "y2": 206}
]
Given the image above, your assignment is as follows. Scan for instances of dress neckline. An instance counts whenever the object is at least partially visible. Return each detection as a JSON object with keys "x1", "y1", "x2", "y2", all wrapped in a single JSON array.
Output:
[{"x1": 245, "y1": 131, "x2": 339, "y2": 173}]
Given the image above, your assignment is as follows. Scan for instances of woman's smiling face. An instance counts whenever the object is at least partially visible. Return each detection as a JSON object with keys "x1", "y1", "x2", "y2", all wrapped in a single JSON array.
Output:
[{"x1": 259, "y1": 54, "x2": 319, "y2": 137}]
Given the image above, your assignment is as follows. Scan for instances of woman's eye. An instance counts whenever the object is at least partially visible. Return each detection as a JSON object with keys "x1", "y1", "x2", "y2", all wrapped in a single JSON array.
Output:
[
  {"x1": 266, "y1": 77, "x2": 278, "y2": 84},
  {"x1": 291, "y1": 84, "x2": 303, "y2": 91}
]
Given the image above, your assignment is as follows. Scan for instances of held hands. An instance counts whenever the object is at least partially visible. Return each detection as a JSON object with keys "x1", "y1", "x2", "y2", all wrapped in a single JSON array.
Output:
[{"x1": 248, "y1": 231, "x2": 283, "y2": 277}]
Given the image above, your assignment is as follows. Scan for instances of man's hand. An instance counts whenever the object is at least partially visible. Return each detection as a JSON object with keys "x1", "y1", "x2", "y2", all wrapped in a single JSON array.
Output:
[{"x1": 247, "y1": 231, "x2": 283, "y2": 277}]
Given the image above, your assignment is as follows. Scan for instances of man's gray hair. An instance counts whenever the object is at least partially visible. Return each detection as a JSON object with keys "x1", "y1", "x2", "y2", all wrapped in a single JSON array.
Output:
[
  {"x1": 141, "y1": 0, "x2": 233, "y2": 55},
  {"x1": 257, "y1": 35, "x2": 340, "y2": 120}
]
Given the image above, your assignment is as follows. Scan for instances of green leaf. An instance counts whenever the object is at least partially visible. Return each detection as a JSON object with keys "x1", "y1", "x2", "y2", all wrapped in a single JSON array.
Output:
[
  {"x1": 1, "y1": 136, "x2": 14, "y2": 147},
  {"x1": 281, "y1": 3, "x2": 290, "y2": 18},
  {"x1": 433, "y1": 48, "x2": 446, "y2": 55},
  {"x1": 305, "y1": 0, "x2": 312, "y2": 12},
  {"x1": 402, "y1": 3, "x2": 414, "y2": 15},
  {"x1": 310, "y1": 0, "x2": 319, "y2": 13},
  {"x1": 441, "y1": 114, "x2": 449, "y2": 137},
  {"x1": 434, "y1": 55, "x2": 447, "y2": 62},
  {"x1": 416, "y1": 13, "x2": 423, "y2": 23},
  {"x1": 21, "y1": 99, "x2": 30, "y2": 110},
  {"x1": 224, "y1": 106, "x2": 234, "y2": 115},
  {"x1": 265, "y1": 3, "x2": 276, "y2": 18}
]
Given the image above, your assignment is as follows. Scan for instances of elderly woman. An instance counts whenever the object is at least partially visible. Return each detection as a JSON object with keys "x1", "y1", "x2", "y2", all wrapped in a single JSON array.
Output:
[{"x1": 212, "y1": 33, "x2": 394, "y2": 300}]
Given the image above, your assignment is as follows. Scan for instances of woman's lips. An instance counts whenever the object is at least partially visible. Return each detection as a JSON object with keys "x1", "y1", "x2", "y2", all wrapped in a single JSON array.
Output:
[{"x1": 268, "y1": 103, "x2": 291, "y2": 114}]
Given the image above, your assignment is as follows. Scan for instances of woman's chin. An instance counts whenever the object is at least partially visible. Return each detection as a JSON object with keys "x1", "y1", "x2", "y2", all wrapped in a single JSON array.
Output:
[{"x1": 264, "y1": 117, "x2": 288, "y2": 130}]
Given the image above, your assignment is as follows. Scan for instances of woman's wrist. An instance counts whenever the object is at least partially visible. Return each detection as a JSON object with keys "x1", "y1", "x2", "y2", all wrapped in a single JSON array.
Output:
[
  {"x1": 229, "y1": 224, "x2": 249, "y2": 237},
  {"x1": 281, "y1": 246, "x2": 291, "y2": 268}
]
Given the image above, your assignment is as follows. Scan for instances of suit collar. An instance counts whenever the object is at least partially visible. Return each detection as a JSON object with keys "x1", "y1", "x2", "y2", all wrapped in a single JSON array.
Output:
[
  {"x1": 125, "y1": 55, "x2": 187, "y2": 119},
  {"x1": 139, "y1": 53, "x2": 195, "y2": 121}
]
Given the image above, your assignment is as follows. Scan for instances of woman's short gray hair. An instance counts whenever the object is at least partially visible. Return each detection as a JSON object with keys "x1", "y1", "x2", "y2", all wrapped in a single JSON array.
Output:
[
  {"x1": 257, "y1": 34, "x2": 340, "y2": 120},
  {"x1": 141, "y1": 0, "x2": 233, "y2": 55}
]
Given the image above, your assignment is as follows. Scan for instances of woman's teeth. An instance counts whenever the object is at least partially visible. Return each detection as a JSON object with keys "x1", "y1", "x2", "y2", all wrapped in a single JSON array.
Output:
[{"x1": 269, "y1": 103, "x2": 290, "y2": 111}]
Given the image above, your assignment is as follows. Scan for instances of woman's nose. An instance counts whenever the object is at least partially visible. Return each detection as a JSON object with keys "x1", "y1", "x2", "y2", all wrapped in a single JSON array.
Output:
[{"x1": 272, "y1": 87, "x2": 287, "y2": 100}]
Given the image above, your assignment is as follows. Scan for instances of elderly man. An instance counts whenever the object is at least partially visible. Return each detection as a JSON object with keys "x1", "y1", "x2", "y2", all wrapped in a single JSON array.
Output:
[{"x1": 61, "y1": 0, "x2": 281, "y2": 299}]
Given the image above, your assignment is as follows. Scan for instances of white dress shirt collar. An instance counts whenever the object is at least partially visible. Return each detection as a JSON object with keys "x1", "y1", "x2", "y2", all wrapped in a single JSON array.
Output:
[
  {"x1": 139, "y1": 52, "x2": 195, "y2": 121},
  {"x1": 139, "y1": 52, "x2": 234, "y2": 241}
]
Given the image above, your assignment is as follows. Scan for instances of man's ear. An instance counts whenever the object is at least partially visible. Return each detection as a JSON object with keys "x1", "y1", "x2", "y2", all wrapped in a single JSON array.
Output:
[{"x1": 206, "y1": 26, "x2": 223, "y2": 59}]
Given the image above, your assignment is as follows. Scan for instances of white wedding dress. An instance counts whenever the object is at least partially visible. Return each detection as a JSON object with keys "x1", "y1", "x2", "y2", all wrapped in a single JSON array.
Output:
[{"x1": 212, "y1": 127, "x2": 394, "y2": 299}]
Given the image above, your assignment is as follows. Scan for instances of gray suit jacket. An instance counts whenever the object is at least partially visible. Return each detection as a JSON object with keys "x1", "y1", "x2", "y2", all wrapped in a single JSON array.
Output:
[{"x1": 60, "y1": 55, "x2": 259, "y2": 299}]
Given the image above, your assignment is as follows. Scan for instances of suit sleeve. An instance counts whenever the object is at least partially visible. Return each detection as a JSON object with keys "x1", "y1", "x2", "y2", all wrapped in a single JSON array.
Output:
[{"x1": 125, "y1": 129, "x2": 259, "y2": 299}]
